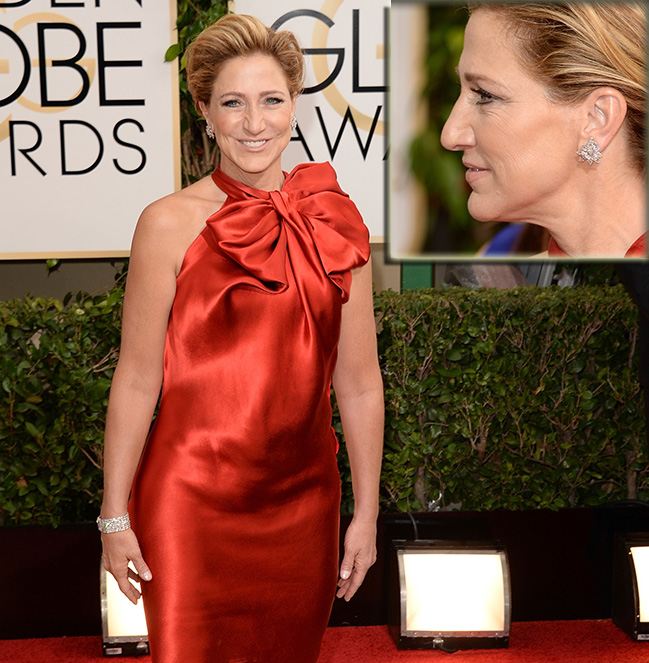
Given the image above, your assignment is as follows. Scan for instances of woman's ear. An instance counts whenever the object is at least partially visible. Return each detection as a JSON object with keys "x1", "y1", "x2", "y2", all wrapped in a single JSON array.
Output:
[
  {"x1": 198, "y1": 100, "x2": 209, "y2": 120},
  {"x1": 578, "y1": 86, "x2": 627, "y2": 151}
]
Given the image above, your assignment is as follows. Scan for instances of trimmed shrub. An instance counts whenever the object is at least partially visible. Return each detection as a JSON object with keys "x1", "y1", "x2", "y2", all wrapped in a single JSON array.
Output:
[
  {"x1": 0, "y1": 289, "x2": 123, "y2": 525},
  {"x1": 351, "y1": 285, "x2": 646, "y2": 513},
  {"x1": 0, "y1": 284, "x2": 645, "y2": 525}
]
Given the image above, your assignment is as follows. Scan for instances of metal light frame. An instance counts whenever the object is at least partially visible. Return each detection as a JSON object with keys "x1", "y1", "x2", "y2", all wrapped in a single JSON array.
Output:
[
  {"x1": 100, "y1": 562, "x2": 149, "y2": 656},
  {"x1": 612, "y1": 532, "x2": 649, "y2": 642},
  {"x1": 389, "y1": 539, "x2": 511, "y2": 651}
]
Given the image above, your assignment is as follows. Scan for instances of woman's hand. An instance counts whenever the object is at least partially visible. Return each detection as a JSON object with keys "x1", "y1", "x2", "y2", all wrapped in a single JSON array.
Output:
[
  {"x1": 336, "y1": 516, "x2": 377, "y2": 602},
  {"x1": 101, "y1": 529, "x2": 152, "y2": 605}
]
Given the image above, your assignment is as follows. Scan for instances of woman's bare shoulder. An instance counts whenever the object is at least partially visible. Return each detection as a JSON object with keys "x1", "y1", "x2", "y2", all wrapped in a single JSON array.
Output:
[
  {"x1": 138, "y1": 175, "x2": 226, "y2": 231},
  {"x1": 131, "y1": 175, "x2": 227, "y2": 271}
]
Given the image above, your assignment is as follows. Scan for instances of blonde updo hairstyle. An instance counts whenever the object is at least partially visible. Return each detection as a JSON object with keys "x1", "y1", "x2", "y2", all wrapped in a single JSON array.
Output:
[
  {"x1": 470, "y1": 2, "x2": 646, "y2": 174},
  {"x1": 185, "y1": 14, "x2": 305, "y2": 109}
]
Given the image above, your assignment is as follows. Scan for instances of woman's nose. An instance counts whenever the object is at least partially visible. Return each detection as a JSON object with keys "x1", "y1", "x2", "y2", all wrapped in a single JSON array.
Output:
[
  {"x1": 440, "y1": 99, "x2": 475, "y2": 152},
  {"x1": 244, "y1": 106, "x2": 265, "y2": 134}
]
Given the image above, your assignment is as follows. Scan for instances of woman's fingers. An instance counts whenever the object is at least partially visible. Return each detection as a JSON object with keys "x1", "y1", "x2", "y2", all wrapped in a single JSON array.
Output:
[
  {"x1": 336, "y1": 555, "x2": 371, "y2": 601},
  {"x1": 127, "y1": 566, "x2": 148, "y2": 585},
  {"x1": 104, "y1": 555, "x2": 141, "y2": 605},
  {"x1": 339, "y1": 551, "x2": 354, "y2": 582},
  {"x1": 118, "y1": 568, "x2": 142, "y2": 605},
  {"x1": 130, "y1": 551, "x2": 153, "y2": 583},
  {"x1": 336, "y1": 518, "x2": 377, "y2": 602},
  {"x1": 101, "y1": 530, "x2": 152, "y2": 605}
]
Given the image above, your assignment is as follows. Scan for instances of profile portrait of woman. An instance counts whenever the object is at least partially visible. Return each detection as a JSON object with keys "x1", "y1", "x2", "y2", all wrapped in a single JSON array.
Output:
[
  {"x1": 97, "y1": 13, "x2": 384, "y2": 663},
  {"x1": 441, "y1": 2, "x2": 646, "y2": 258}
]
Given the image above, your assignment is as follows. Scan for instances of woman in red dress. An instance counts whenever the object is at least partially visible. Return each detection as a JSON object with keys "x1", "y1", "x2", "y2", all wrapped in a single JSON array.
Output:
[{"x1": 98, "y1": 14, "x2": 383, "y2": 663}]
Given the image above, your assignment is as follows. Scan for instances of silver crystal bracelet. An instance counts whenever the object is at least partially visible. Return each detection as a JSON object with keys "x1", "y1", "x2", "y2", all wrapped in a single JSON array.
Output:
[{"x1": 97, "y1": 512, "x2": 131, "y2": 533}]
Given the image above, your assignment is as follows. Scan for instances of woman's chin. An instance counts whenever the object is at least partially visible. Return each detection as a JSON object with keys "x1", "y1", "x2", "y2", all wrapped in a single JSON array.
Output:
[{"x1": 467, "y1": 194, "x2": 499, "y2": 223}]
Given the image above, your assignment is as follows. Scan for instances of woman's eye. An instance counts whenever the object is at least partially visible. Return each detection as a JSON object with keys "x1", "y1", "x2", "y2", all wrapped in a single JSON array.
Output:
[
  {"x1": 222, "y1": 99, "x2": 240, "y2": 107},
  {"x1": 471, "y1": 87, "x2": 496, "y2": 105},
  {"x1": 265, "y1": 97, "x2": 284, "y2": 105}
]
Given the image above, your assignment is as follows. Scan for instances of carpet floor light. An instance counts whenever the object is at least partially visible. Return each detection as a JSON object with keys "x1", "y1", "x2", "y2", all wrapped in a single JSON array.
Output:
[
  {"x1": 612, "y1": 532, "x2": 649, "y2": 642},
  {"x1": 100, "y1": 563, "x2": 149, "y2": 656},
  {"x1": 388, "y1": 539, "x2": 511, "y2": 651}
]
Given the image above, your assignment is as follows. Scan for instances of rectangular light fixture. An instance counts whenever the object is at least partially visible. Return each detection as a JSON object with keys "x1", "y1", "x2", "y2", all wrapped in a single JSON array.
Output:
[
  {"x1": 612, "y1": 532, "x2": 649, "y2": 641},
  {"x1": 389, "y1": 540, "x2": 511, "y2": 650},
  {"x1": 100, "y1": 562, "x2": 149, "y2": 656}
]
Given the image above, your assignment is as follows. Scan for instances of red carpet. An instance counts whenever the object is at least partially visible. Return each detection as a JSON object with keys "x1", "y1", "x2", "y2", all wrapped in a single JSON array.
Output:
[{"x1": 0, "y1": 622, "x2": 646, "y2": 663}]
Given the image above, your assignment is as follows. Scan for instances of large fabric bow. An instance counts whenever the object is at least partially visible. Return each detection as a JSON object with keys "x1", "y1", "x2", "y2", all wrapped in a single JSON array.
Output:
[{"x1": 204, "y1": 162, "x2": 370, "y2": 301}]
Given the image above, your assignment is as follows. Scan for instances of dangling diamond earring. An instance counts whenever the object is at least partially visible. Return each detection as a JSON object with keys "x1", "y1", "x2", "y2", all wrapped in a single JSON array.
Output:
[
  {"x1": 576, "y1": 137, "x2": 602, "y2": 165},
  {"x1": 205, "y1": 124, "x2": 215, "y2": 140},
  {"x1": 291, "y1": 116, "x2": 297, "y2": 131}
]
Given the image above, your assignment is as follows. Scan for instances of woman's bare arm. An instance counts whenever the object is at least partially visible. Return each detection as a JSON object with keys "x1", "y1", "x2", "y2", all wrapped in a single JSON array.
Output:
[
  {"x1": 332, "y1": 260, "x2": 384, "y2": 601},
  {"x1": 100, "y1": 199, "x2": 184, "y2": 603}
]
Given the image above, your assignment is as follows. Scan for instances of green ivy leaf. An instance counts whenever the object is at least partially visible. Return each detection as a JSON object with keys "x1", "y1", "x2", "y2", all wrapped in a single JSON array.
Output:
[{"x1": 165, "y1": 43, "x2": 181, "y2": 62}]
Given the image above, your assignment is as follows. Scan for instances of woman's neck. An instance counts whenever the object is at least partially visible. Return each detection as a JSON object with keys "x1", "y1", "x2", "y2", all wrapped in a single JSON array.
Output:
[
  {"x1": 219, "y1": 159, "x2": 284, "y2": 192},
  {"x1": 542, "y1": 169, "x2": 646, "y2": 258}
]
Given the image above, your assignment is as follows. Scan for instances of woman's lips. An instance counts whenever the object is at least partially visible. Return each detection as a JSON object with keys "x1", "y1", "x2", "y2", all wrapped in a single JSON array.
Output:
[
  {"x1": 464, "y1": 163, "x2": 490, "y2": 185},
  {"x1": 240, "y1": 139, "x2": 268, "y2": 149}
]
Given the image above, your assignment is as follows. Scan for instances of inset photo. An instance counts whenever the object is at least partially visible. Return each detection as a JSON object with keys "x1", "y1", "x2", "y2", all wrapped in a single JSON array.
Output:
[{"x1": 389, "y1": 1, "x2": 647, "y2": 260}]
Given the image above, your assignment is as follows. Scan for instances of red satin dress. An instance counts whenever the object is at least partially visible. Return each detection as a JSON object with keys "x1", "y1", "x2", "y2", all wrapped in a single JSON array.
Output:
[{"x1": 128, "y1": 162, "x2": 370, "y2": 663}]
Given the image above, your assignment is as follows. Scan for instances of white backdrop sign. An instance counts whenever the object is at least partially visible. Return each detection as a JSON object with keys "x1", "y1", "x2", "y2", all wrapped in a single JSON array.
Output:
[
  {"x1": 0, "y1": 0, "x2": 179, "y2": 258},
  {"x1": 233, "y1": 0, "x2": 388, "y2": 240}
]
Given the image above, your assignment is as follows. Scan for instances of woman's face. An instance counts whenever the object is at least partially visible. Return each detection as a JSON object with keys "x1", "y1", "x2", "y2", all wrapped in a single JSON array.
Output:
[
  {"x1": 441, "y1": 10, "x2": 581, "y2": 225},
  {"x1": 200, "y1": 54, "x2": 296, "y2": 188}
]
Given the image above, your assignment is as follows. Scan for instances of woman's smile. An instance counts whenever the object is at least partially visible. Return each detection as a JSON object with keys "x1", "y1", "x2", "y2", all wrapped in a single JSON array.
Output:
[
  {"x1": 240, "y1": 139, "x2": 268, "y2": 148},
  {"x1": 463, "y1": 161, "x2": 490, "y2": 184}
]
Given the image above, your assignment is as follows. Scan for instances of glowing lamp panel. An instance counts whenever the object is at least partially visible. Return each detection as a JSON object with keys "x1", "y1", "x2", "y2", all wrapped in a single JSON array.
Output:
[
  {"x1": 105, "y1": 564, "x2": 149, "y2": 638},
  {"x1": 631, "y1": 546, "x2": 649, "y2": 623},
  {"x1": 402, "y1": 552, "x2": 506, "y2": 633}
]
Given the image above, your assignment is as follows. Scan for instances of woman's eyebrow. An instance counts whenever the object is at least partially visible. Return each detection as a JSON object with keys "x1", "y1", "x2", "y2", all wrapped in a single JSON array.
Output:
[
  {"x1": 456, "y1": 68, "x2": 501, "y2": 88},
  {"x1": 217, "y1": 89, "x2": 286, "y2": 99}
]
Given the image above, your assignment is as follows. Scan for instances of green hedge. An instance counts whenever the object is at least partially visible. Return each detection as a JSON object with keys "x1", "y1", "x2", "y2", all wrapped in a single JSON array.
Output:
[
  {"x1": 360, "y1": 285, "x2": 647, "y2": 513},
  {"x1": 0, "y1": 284, "x2": 646, "y2": 526},
  {"x1": 0, "y1": 288, "x2": 123, "y2": 525}
]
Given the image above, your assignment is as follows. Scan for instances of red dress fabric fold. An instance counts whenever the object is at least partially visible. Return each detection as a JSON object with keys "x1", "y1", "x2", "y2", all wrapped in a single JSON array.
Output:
[{"x1": 129, "y1": 162, "x2": 370, "y2": 663}]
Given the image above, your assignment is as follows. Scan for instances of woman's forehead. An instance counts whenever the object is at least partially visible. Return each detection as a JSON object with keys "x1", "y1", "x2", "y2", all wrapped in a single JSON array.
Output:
[
  {"x1": 458, "y1": 10, "x2": 531, "y2": 94},
  {"x1": 211, "y1": 54, "x2": 291, "y2": 92}
]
